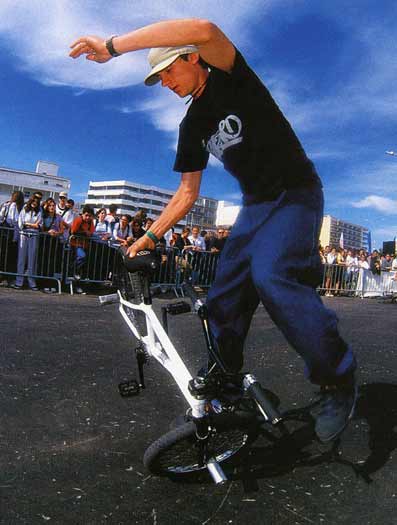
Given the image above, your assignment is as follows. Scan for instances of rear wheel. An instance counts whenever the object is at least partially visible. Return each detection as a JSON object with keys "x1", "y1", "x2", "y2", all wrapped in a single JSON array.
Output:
[{"x1": 143, "y1": 412, "x2": 258, "y2": 476}]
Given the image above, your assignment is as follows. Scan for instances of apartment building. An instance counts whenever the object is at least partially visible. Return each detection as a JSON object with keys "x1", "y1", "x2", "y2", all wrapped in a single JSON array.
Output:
[
  {"x1": 0, "y1": 161, "x2": 70, "y2": 203},
  {"x1": 320, "y1": 215, "x2": 371, "y2": 252},
  {"x1": 85, "y1": 180, "x2": 218, "y2": 232}
]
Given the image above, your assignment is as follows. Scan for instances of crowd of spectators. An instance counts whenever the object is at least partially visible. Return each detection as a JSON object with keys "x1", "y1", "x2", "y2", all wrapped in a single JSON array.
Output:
[
  {"x1": 3, "y1": 190, "x2": 395, "y2": 298},
  {"x1": 319, "y1": 245, "x2": 397, "y2": 296},
  {"x1": 0, "y1": 190, "x2": 231, "y2": 294}
]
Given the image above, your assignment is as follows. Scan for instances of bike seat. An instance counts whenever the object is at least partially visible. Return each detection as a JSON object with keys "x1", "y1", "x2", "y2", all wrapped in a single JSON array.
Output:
[{"x1": 122, "y1": 249, "x2": 160, "y2": 274}]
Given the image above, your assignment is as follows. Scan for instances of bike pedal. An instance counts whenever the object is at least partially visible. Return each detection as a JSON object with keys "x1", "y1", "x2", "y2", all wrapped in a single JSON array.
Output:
[{"x1": 118, "y1": 380, "x2": 140, "y2": 397}]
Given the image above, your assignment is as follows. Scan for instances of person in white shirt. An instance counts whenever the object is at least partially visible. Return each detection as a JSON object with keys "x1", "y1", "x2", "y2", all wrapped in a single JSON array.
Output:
[
  {"x1": 112, "y1": 215, "x2": 132, "y2": 247},
  {"x1": 188, "y1": 225, "x2": 206, "y2": 251},
  {"x1": 0, "y1": 191, "x2": 25, "y2": 285},
  {"x1": 325, "y1": 248, "x2": 337, "y2": 296},
  {"x1": 358, "y1": 254, "x2": 370, "y2": 270},
  {"x1": 56, "y1": 192, "x2": 69, "y2": 216},
  {"x1": 11, "y1": 197, "x2": 42, "y2": 290},
  {"x1": 93, "y1": 208, "x2": 112, "y2": 241}
]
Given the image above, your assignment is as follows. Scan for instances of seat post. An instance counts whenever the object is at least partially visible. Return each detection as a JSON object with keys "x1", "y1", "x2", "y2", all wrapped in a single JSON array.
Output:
[{"x1": 142, "y1": 273, "x2": 152, "y2": 305}]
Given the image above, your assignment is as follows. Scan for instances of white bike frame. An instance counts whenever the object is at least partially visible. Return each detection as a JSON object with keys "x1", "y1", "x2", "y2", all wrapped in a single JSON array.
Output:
[{"x1": 118, "y1": 291, "x2": 207, "y2": 419}]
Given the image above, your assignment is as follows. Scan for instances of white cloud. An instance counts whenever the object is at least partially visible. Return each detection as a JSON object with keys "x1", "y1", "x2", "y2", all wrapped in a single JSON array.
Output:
[
  {"x1": 0, "y1": 0, "x2": 268, "y2": 90},
  {"x1": 352, "y1": 195, "x2": 397, "y2": 215}
]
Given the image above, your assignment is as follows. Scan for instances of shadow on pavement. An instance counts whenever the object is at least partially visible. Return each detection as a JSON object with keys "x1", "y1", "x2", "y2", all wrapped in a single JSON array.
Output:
[{"x1": 231, "y1": 382, "x2": 397, "y2": 490}]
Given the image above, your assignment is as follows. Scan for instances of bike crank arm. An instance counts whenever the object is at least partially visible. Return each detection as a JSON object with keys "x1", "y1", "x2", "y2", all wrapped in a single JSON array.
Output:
[
  {"x1": 243, "y1": 374, "x2": 282, "y2": 425},
  {"x1": 206, "y1": 458, "x2": 228, "y2": 485}
]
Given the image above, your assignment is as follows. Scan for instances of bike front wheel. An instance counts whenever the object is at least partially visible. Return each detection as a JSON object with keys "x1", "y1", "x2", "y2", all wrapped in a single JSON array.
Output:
[{"x1": 143, "y1": 412, "x2": 258, "y2": 476}]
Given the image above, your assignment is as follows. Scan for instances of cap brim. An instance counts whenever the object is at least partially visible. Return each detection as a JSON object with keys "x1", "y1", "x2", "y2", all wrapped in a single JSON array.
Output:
[{"x1": 144, "y1": 55, "x2": 180, "y2": 86}]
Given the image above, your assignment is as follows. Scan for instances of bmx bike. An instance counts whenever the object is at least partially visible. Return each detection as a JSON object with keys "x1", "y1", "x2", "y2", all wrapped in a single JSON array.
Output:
[{"x1": 106, "y1": 249, "x2": 318, "y2": 485}]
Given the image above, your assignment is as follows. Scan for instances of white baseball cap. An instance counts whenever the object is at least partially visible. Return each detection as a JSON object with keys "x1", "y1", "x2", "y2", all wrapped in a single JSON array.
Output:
[{"x1": 144, "y1": 45, "x2": 199, "y2": 86}]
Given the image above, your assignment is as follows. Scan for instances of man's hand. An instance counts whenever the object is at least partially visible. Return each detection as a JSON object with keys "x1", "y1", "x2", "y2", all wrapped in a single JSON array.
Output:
[
  {"x1": 69, "y1": 36, "x2": 112, "y2": 63},
  {"x1": 126, "y1": 235, "x2": 156, "y2": 258}
]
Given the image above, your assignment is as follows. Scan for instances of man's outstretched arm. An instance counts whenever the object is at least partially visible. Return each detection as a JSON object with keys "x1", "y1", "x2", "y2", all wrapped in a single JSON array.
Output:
[
  {"x1": 69, "y1": 18, "x2": 235, "y2": 73},
  {"x1": 126, "y1": 171, "x2": 202, "y2": 258}
]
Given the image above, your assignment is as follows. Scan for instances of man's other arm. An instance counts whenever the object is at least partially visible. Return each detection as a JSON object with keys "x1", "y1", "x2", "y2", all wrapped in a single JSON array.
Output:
[
  {"x1": 127, "y1": 171, "x2": 202, "y2": 257},
  {"x1": 70, "y1": 19, "x2": 235, "y2": 73}
]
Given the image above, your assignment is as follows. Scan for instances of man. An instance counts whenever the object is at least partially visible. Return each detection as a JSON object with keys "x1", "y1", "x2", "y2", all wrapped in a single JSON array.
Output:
[
  {"x1": 381, "y1": 254, "x2": 392, "y2": 272},
  {"x1": 70, "y1": 19, "x2": 356, "y2": 442},
  {"x1": 105, "y1": 204, "x2": 120, "y2": 235},
  {"x1": 188, "y1": 225, "x2": 206, "y2": 251},
  {"x1": 210, "y1": 228, "x2": 226, "y2": 253},
  {"x1": 56, "y1": 192, "x2": 69, "y2": 217},
  {"x1": 70, "y1": 205, "x2": 95, "y2": 294}
]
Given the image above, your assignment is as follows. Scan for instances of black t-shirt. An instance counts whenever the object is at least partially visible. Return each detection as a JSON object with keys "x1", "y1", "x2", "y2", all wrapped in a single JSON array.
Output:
[{"x1": 174, "y1": 49, "x2": 320, "y2": 201}]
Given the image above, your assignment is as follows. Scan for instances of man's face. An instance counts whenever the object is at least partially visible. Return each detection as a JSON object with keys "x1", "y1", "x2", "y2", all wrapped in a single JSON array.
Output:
[
  {"x1": 158, "y1": 55, "x2": 201, "y2": 98},
  {"x1": 82, "y1": 212, "x2": 92, "y2": 222},
  {"x1": 217, "y1": 229, "x2": 224, "y2": 238},
  {"x1": 191, "y1": 227, "x2": 199, "y2": 237},
  {"x1": 59, "y1": 196, "x2": 66, "y2": 206}
]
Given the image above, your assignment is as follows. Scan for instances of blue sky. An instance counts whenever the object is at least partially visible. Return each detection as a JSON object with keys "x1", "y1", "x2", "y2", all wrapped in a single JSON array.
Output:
[{"x1": 0, "y1": 0, "x2": 396, "y2": 249}]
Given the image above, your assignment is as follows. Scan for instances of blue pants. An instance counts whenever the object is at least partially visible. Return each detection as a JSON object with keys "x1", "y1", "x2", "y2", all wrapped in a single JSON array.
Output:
[{"x1": 207, "y1": 183, "x2": 356, "y2": 385}]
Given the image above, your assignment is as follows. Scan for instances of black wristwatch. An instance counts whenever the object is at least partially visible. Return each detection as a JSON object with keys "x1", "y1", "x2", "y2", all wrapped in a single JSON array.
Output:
[{"x1": 105, "y1": 36, "x2": 121, "y2": 57}]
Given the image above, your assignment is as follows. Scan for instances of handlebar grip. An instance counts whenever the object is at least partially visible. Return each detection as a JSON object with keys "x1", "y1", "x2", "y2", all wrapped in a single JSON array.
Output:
[{"x1": 243, "y1": 375, "x2": 282, "y2": 424}]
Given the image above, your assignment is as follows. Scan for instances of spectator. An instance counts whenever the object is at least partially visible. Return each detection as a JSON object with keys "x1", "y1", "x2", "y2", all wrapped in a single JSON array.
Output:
[
  {"x1": 210, "y1": 228, "x2": 226, "y2": 253},
  {"x1": 39, "y1": 198, "x2": 65, "y2": 293},
  {"x1": 170, "y1": 231, "x2": 179, "y2": 247},
  {"x1": 174, "y1": 227, "x2": 191, "y2": 251},
  {"x1": 223, "y1": 228, "x2": 231, "y2": 240},
  {"x1": 381, "y1": 254, "x2": 393, "y2": 272},
  {"x1": 392, "y1": 255, "x2": 397, "y2": 271},
  {"x1": 112, "y1": 214, "x2": 132, "y2": 247},
  {"x1": 369, "y1": 250, "x2": 381, "y2": 276},
  {"x1": 40, "y1": 199, "x2": 64, "y2": 236},
  {"x1": 203, "y1": 230, "x2": 214, "y2": 251},
  {"x1": 163, "y1": 227, "x2": 174, "y2": 248},
  {"x1": 33, "y1": 192, "x2": 44, "y2": 211},
  {"x1": 334, "y1": 248, "x2": 345, "y2": 296},
  {"x1": 11, "y1": 197, "x2": 42, "y2": 290},
  {"x1": 70, "y1": 205, "x2": 95, "y2": 293},
  {"x1": 0, "y1": 190, "x2": 25, "y2": 286},
  {"x1": 130, "y1": 219, "x2": 146, "y2": 244},
  {"x1": 188, "y1": 225, "x2": 206, "y2": 251},
  {"x1": 93, "y1": 208, "x2": 111, "y2": 241},
  {"x1": 134, "y1": 209, "x2": 147, "y2": 225},
  {"x1": 105, "y1": 204, "x2": 120, "y2": 235},
  {"x1": 61, "y1": 198, "x2": 77, "y2": 240},
  {"x1": 358, "y1": 254, "x2": 370, "y2": 270},
  {"x1": 325, "y1": 247, "x2": 337, "y2": 296},
  {"x1": 144, "y1": 217, "x2": 154, "y2": 231},
  {"x1": 56, "y1": 192, "x2": 69, "y2": 217}
]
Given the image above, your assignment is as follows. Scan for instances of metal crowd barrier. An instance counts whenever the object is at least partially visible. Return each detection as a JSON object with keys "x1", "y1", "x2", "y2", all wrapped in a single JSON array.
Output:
[
  {"x1": 2, "y1": 224, "x2": 396, "y2": 299},
  {"x1": 0, "y1": 226, "x2": 64, "y2": 292},
  {"x1": 318, "y1": 263, "x2": 397, "y2": 298}
]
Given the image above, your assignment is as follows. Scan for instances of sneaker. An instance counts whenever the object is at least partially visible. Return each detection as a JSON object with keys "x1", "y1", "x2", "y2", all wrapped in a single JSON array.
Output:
[
  {"x1": 75, "y1": 286, "x2": 86, "y2": 295},
  {"x1": 313, "y1": 374, "x2": 357, "y2": 443},
  {"x1": 10, "y1": 283, "x2": 22, "y2": 290}
]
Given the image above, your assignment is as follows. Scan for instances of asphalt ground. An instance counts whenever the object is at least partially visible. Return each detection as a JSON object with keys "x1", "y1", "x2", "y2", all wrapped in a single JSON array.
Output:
[{"x1": 1, "y1": 287, "x2": 397, "y2": 525}]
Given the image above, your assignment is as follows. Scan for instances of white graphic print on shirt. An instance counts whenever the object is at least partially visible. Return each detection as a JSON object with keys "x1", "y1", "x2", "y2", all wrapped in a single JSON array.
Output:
[{"x1": 204, "y1": 114, "x2": 243, "y2": 161}]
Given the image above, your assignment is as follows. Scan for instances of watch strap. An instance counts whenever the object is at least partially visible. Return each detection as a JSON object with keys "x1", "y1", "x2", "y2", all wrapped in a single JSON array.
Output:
[{"x1": 105, "y1": 36, "x2": 121, "y2": 57}]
